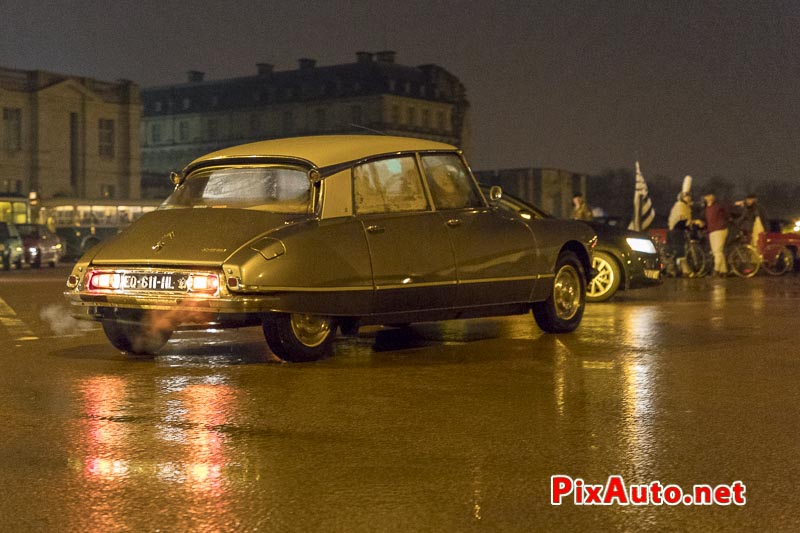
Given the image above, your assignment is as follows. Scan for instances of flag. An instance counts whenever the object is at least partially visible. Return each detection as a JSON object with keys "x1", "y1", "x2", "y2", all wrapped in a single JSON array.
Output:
[{"x1": 628, "y1": 161, "x2": 655, "y2": 231}]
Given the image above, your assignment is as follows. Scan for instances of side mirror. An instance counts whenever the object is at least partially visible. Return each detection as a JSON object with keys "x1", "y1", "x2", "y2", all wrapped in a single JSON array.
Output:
[
  {"x1": 169, "y1": 172, "x2": 184, "y2": 188},
  {"x1": 488, "y1": 185, "x2": 503, "y2": 204}
]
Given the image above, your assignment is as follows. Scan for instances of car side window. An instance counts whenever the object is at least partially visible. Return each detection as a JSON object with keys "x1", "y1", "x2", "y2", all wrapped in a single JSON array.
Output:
[
  {"x1": 421, "y1": 154, "x2": 483, "y2": 210},
  {"x1": 353, "y1": 156, "x2": 429, "y2": 214}
]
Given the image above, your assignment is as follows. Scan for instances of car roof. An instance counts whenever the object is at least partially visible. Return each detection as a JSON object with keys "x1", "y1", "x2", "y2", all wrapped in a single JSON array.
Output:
[{"x1": 185, "y1": 135, "x2": 458, "y2": 172}]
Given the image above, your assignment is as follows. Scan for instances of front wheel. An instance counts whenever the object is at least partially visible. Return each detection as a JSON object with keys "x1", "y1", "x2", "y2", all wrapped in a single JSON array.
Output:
[
  {"x1": 263, "y1": 313, "x2": 336, "y2": 362},
  {"x1": 533, "y1": 251, "x2": 586, "y2": 333},
  {"x1": 685, "y1": 242, "x2": 708, "y2": 277},
  {"x1": 727, "y1": 244, "x2": 760, "y2": 278},
  {"x1": 761, "y1": 246, "x2": 793, "y2": 276},
  {"x1": 586, "y1": 251, "x2": 621, "y2": 302},
  {"x1": 101, "y1": 312, "x2": 173, "y2": 355}
]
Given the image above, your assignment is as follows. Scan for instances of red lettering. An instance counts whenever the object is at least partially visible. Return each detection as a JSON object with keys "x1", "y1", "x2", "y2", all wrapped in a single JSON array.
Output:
[
  {"x1": 714, "y1": 485, "x2": 731, "y2": 505},
  {"x1": 663, "y1": 485, "x2": 682, "y2": 505},
  {"x1": 551, "y1": 475, "x2": 573, "y2": 505},
  {"x1": 604, "y1": 475, "x2": 628, "y2": 505},
  {"x1": 649, "y1": 481, "x2": 663, "y2": 505},
  {"x1": 732, "y1": 481, "x2": 746, "y2": 505},
  {"x1": 630, "y1": 485, "x2": 649, "y2": 504},
  {"x1": 584, "y1": 485, "x2": 603, "y2": 504}
]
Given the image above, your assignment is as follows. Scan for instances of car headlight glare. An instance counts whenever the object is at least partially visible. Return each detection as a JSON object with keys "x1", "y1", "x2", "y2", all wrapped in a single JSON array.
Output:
[{"x1": 626, "y1": 237, "x2": 657, "y2": 255}]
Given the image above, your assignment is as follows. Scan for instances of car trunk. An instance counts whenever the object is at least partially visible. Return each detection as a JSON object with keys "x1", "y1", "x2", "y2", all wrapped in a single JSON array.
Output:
[{"x1": 89, "y1": 208, "x2": 305, "y2": 267}]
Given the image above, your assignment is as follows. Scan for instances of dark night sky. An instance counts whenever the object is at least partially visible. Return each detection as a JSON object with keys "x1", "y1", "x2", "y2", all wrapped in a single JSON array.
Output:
[{"x1": 1, "y1": 1, "x2": 798, "y2": 186}]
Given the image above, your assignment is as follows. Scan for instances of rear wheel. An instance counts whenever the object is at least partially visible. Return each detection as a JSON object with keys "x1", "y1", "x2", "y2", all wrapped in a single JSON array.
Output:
[
  {"x1": 586, "y1": 251, "x2": 620, "y2": 302},
  {"x1": 761, "y1": 245, "x2": 793, "y2": 276},
  {"x1": 685, "y1": 242, "x2": 707, "y2": 277},
  {"x1": 101, "y1": 311, "x2": 173, "y2": 355},
  {"x1": 2, "y1": 253, "x2": 9, "y2": 271},
  {"x1": 533, "y1": 251, "x2": 586, "y2": 333},
  {"x1": 263, "y1": 313, "x2": 336, "y2": 362},
  {"x1": 728, "y1": 244, "x2": 760, "y2": 278}
]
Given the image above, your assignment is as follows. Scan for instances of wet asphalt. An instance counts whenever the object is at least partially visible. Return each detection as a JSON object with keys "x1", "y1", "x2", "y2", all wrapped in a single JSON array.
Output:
[{"x1": 0, "y1": 266, "x2": 799, "y2": 531}]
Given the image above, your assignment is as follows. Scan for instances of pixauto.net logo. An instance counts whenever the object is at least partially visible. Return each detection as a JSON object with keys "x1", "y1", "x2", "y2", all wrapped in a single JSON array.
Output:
[{"x1": 551, "y1": 475, "x2": 746, "y2": 506}]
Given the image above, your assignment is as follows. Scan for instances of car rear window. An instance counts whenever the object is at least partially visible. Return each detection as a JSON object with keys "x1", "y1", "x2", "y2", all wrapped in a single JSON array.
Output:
[{"x1": 162, "y1": 166, "x2": 311, "y2": 213}]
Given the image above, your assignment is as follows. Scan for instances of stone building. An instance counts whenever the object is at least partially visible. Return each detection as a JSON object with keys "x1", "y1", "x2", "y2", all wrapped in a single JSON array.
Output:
[
  {"x1": 474, "y1": 167, "x2": 587, "y2": 219},
  {"x1": 0, "y1": 67, "x2": 140, "y2": 200},
  {"x1": 140, "y1": 51, "x2": 469, "y2": 191}
]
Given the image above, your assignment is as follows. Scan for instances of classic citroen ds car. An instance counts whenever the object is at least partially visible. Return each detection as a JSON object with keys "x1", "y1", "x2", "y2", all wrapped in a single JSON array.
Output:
[{"x1": 65, "y1": 136, "x2": 596, "y2": 362}]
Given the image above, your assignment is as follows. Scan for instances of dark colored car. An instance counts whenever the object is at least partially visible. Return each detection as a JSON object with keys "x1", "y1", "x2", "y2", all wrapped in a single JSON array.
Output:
[
  {"x1": 65, "y1": 135, "x2": 596, "y2": 362},
  {"x1": 486, "y1": 189, "x2": 662, "y2": 302},
  {"x1": 16, "y1": 224, "x2": 63, "y2": 268},
  {"x1": 0, "y1": 222, "x2": 24, "y2": 271}
]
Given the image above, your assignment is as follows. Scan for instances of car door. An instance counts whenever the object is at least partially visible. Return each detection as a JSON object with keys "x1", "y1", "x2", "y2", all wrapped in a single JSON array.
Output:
[
  {"x1": 353, "y1": 155, "x2": 457, "y2": 313},
  {"x1": 420, "y1": 153, "x2": 539, "y2": 307}
]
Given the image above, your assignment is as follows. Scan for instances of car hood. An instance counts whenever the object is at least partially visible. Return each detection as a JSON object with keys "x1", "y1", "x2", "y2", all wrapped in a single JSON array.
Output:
[{"x1": 89, "y1": 208, "x2": 305, "y2": 266}]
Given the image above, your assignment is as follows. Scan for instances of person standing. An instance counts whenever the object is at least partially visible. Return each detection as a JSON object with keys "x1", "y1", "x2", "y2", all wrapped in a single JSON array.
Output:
[
  {"x1": 735, "y1": 193, "x2": 768, "y2": 249},
  {"x1": 667, "y1": 191, "x2": 693, "y2": 276},
  {"x1": 571, "y1": 193, "x2": 593, "y2": 221},
  {"x1": 702, "y1": 192, "x2": 729, "y2": 277}
]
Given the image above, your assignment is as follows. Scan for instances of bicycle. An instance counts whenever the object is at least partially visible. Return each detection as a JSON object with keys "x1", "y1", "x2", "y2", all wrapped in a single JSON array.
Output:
[
  {"x1": 759, "y1": 236, "x2": 795, "y2": 276},
  {"x1": 724, "y1": 226, "x2": 760, "y2": 278}
]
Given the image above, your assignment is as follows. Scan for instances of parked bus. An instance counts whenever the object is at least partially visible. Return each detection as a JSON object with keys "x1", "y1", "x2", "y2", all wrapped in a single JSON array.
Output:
[
  {"x1": 37, "y1": 198, "x2": 162, "y2": 259},
  {"x1": 0, "y1": 195, "x2": 31, "y2": 224}
]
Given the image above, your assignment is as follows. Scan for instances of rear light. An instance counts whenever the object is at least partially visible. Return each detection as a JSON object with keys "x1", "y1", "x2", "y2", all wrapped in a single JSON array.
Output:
[
  {"x1": 88, "y1": 272, "x2": 121, "y2": 290},
  {"x1": 187, "y1": 273, "x2": 219, "y2": 294}
]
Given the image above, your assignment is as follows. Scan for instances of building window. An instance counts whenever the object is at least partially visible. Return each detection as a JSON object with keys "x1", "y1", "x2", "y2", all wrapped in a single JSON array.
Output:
[
  {"x1": 182, "y1": 98, "x2": 191, "y2": 110},
  {"x1": 151, "y1": 123, "x2": 162, "y2": 143},
  {"x1": 207, "y1": 118, "x2": 218, "y2": 140},
  {"x1": 98, "y1": 118, "x2": 115, "y2": 158},
  {"x1": 350, "y1": 105, "x2": 363, "y2": 126},
  {"x1": 315, "y1": 108, "x2": 327, "y2": 130},
  {"x1": 282, "y1": 111, "x2": 294, "y2": 134},
  {"x1": 3, "y1": 108, "x2": 22, "y2": 153},
  {"x1": 154, "y1": 101, "x2": 162, "y2": 112},
  {"x1": 100, "y1": 184, "x2": 116, "y2": 199},
  {"x1": 388, "y1": 79, "x2": 396, "y2": 92},
  {"x1": 406, "y1": 107, "x2": 417, "y2": 127},
  {"x1": 249, "y1": 114, "x2": 260, "y2": 136},
  {"x1": 178, "y1": 121, "x2": 189, "y2": 141}
]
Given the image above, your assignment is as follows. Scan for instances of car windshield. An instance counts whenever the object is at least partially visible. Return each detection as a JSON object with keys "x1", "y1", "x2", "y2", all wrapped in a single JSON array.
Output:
[
  {"x1": 161, "y1": 166, "x2": 312, "y2": 213},
  {"x1": 16, "y1": 224, "x2": 42, "y2": 238}
]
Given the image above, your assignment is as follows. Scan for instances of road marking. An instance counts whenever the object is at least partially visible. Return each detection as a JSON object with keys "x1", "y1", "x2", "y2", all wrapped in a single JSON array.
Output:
[{"x1": 0, "y1": 297, "x2": 39, "y2": 341}]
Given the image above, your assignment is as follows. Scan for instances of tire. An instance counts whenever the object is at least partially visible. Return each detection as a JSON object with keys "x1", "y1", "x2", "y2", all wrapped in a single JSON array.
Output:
[
  {"x1": 727, "y1": 244, "x2": 760, "y2": 278},
  {"x1": 762, "y1": 246, "x2": 793, "y2": 276},
  {"x1": 32, "y1": 250, "x2": 42, "y2": 269},
  {"x1": 685, "y1": 243, "x2": 707, "y2": 277},
  {"x1": 533, "y1": 251, "x2": 586, "y2": 333},
  {"x1": 586, "y1": 251, "x2": 621, "y2": 302},
  {"x1": 101, "y1": 311, "x2": 173, "y2": 355},
  {"x1": 2, "y1": 253, "x2": 10, "y2": 271},
  {"x1": 14, "y1": 257, "x2": 22, "y2": 270},
  {"x1": 263, "y1": 313, "x2": 336, "y2": 362}
]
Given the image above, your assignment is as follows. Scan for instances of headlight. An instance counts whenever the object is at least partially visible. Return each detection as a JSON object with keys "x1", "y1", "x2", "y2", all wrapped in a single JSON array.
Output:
[
  {"x1": 29, "y1": 247, "x2": 38, "y2": 255},
  {"x1": 626, "y1": 237, "x2": 657, "y2": 255}
]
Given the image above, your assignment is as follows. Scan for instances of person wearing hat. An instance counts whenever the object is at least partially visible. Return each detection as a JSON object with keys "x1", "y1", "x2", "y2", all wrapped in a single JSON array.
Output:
[
  {"x1": 701, "y1": 191, "x2": 729, "y2": 277},
  {"x1": 667, "y1": 191, "x2": 694, "y2": 276}
]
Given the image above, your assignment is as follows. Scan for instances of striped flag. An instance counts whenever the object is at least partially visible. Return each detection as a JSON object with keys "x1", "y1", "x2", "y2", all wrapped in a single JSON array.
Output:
[{"x1": 628, "y1": 161, "x2": 655, "y2": 231}]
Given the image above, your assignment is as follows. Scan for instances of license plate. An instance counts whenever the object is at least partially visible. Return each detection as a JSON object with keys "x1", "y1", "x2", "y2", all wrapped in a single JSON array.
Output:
[
  {"x1": 121, "y1": 272, "x2": 189, "y2": 291},
  {"x1": 644, "y1": 269, "x2": 661, "y2": 280}
]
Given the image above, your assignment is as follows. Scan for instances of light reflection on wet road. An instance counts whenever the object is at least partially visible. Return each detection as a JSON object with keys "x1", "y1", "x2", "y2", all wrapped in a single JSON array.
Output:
[{"x1": 1, "y1": 267, "x2": 799, "y2": 530}]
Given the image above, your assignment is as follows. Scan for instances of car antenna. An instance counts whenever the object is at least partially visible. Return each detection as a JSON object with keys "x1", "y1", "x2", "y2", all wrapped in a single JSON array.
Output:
[{"x1": 349, "y1": 123, "x2": 388, "y2": 135}]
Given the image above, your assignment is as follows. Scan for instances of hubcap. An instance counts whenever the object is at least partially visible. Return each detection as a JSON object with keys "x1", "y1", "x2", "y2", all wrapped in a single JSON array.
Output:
[
  {"x1": 290, "y1": 314, "x2": 332, "y2": 347},
  {"x1": 553, "y1": 265, "x2": 581, "y2": 320},
  {"x1": 588, "y1": 256, "x2": 614, "y2": 297}
]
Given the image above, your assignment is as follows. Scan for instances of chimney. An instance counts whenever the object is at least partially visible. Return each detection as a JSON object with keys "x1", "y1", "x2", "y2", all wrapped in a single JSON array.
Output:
[
  {"x1": 187, "y1": 70, "x2": 205, "y2": 83},
  {"x1": 257, "y1": 63, "x2": 274, "y2": 75},
  {"x1": 375, "y1": 50, "x2": 396, "y2": 63},
  {"x1": 356, "y1": 51, "x2": 374, "y2": 64},
  {"x1": 298, "y1": 58, "x2": 317, "y2": 70}
]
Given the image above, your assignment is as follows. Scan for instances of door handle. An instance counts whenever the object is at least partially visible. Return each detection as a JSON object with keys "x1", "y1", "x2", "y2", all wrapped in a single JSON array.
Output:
[
  {"x1": 446, "y1": 218, "x2": 461, "y2": 227},
  {"x1": 366, "y1": 224, "x2": 385, "y2": 234}
]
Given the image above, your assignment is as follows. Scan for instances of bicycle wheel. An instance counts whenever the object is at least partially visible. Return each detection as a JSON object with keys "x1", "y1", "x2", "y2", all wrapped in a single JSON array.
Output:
[
  {"x1": 762, "y1": 245, "x2": 794, "y2": 276},
  {"x1": 685, "y1": 242, "x2": 707, "y2": 277},
  {"x1": 727, "y1": 244, "x2": 760, "y2": 278}
]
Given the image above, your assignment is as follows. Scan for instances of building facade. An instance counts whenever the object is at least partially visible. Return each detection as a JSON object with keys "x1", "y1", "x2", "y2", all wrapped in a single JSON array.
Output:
[
  {"x1": 140, "y1": 51, "x2": 469, "y2": 186},
  {"x1": 0, "y1": 67, "x2": 140, "y2": 201},
  {"x1": 474, "y1": 167, "x2": 587, "y2": 219}
]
